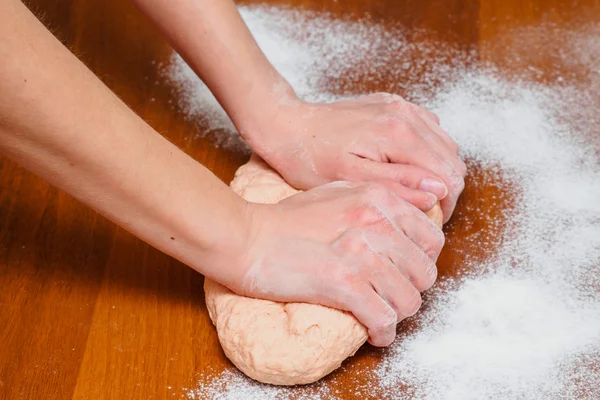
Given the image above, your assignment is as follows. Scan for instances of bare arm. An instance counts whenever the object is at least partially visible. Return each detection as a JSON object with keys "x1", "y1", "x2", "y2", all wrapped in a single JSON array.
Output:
[
  {"x1": 132, "y1": 0, "x2": 467, "y2": 221},
  {"x1": 0, "y1": 0, "x2": 446, "y2": 346},
  {"x1": 130, "y1": 0, "x2": 293, "y2": 139},
  {"x1": 0, "y1": 0, "x2": 248, "y2": 288}
]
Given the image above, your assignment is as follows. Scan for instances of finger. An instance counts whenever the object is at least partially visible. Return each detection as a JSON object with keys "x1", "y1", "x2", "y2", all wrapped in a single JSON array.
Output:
[
  {"x1": 374, "y1": 183, "x2": 437, "y2": 212},
  {"x1": 439, "y1": 183, "x2": 464, "y2": 224},
  {"x1": 384, "y1": 121, "x2": 465, "y2": 223},
  {"x1": 365, "y1": 225, "x2": 438, "y2": 292},
  {"x1": 367, "y1": 254, "x2": 423, "y2": 320},
  {"x1": 349, "y1": 158, "x2": 449, "y2": 201},
  {"x1": 407, "y1": 109, "x2": 466, "y2": 176},
  {"x1": 414, "y1": 104, "x2": 441, "y2": 126},
  {"x1": 340, "y1": 282, "x2": 398, "y2": 347},
  {"x1": 380, "y1": 200, "x2": 446, "y2": 262},
  {"x1": 405, "y1": 115, "x2": 466, "y2": 222},
  {"x1": 414, "y1": 105, "x2": 461, "y2": 157},
  {"x1": 381, "y1": 99, "x2": 458, "y2": 161},
  {"x1": 356, "y1": 92, "x2": 404, "y2": 104},
  {"x1": 387, "y1": 233, "x2": 438, "y2": 291},
  {"x1": 400, "y1": 213, "x2": 445, "y2": 262}
]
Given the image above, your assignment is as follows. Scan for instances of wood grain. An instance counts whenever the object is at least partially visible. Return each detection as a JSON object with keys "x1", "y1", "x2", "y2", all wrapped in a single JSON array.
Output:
[{"x1": 1, "y1": 0, "x2": 598, "y2": 399}]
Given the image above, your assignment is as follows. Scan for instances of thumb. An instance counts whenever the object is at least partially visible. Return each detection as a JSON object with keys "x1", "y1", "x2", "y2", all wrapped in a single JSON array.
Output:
[{"x1": 353, "y1": 159, "x2": 449, "y2": 201}]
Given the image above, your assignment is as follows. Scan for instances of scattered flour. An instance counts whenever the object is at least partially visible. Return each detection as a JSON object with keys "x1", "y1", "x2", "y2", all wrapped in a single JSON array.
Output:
[
  {"x1": 187, "y1": 370, "x2": 332, "y2": 400},
  {"x1": 168, "y1": 5, "x2": 600, "y2": 400},
  {"x1": 167, "y1": 6, "x2": 385, "y2": 148},
  {"x1": 377, "y1": 67, "x2": 600, "y2": 400},
  {"x1": 166, "y1": 6, "x2": 465, "y2": 149}
]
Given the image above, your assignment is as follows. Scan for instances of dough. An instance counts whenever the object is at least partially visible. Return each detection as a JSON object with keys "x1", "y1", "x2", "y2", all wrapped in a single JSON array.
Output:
[{"x1": 204, "y1": 155, "x2": 443, "y2": 385}]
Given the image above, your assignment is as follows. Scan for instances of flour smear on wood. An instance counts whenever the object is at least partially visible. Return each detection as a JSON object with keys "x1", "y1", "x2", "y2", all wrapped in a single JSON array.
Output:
[{"x1": 166, "y1": 6, "x2": 600, "y2": 400}]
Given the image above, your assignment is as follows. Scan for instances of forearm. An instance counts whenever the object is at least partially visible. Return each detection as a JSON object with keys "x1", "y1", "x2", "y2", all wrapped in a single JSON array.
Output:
[
  {"x1": 132, "y1": 0, "x2": 296, "y2": 141},
  {"x1": 0, "y1": 0, "x2": 248, "y2": 284}
]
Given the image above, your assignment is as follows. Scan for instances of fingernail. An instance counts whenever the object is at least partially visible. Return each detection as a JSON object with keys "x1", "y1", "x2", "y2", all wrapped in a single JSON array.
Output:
[{"x1": 419, "y1": 178, "x2": 448, "y2": 200}]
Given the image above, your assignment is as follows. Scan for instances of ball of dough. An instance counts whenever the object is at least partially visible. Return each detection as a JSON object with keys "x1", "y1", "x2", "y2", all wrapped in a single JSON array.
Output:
[{"x1": 203, "y1": 155, "x2": 443, "y2": 385}]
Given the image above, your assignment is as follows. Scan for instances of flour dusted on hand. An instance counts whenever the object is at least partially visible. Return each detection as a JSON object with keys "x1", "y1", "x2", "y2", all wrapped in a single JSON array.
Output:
[{"x1": 203, "y1": 155, "x2": 443, "y2": 385}]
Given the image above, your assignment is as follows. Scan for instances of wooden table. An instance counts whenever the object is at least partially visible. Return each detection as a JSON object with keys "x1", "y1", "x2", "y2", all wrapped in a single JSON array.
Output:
[{"x1": 1, "y1": 0, "x2": 598, "y2": 399}]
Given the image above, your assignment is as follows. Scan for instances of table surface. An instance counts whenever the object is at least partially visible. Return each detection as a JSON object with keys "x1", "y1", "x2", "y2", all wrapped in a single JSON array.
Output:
[{"x1": 1, "y1": 0, "x2": 599, "y2": 399}]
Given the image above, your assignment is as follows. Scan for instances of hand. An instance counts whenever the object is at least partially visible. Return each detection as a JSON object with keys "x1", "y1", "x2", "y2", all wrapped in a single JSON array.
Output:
[
  {"x1": 247, "y1": 93, "x2": 467, "y2": 223},
  {"x1": 231, "y1": 181, "x2": 445, "y2": 347}
]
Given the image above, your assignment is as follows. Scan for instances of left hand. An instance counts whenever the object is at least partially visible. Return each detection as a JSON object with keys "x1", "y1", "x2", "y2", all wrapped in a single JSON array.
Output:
[
  {"x1": 245, "y1": 93, "x2": 467, "y2": 223},
  {"x1": 132, "y1": 0, "x2": 465, "y2": 221}
]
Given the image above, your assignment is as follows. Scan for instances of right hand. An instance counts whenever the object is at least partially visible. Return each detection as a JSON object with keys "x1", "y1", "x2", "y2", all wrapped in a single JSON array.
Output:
[{"x1": 232, "y1": 181, "x2": 445, "y2": 347}]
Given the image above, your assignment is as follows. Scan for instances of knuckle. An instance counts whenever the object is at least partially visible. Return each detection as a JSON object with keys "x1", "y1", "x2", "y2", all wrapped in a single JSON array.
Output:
[
  {"x1": 459, "y1": 161, "x2": 468, "y2": 176},
  {"x1": 338, "y1": 230, "x2": 369, "y2": 254},
  {"x1": 377, "y1": 92, "x2": 405, "y2": 103},
  {"x1": 451, "y1": 140, "x2": 461, "y2": 153},
  {"x1": 407, "y1": 246, "x2": 438, "y2": 292},
  {"x1": 363, "y1": 182, "x2": 392, "y2": 202},
  {"x1": 421, "y1": 224, "x2": 445, "y2": 257},
  {"x1": 452, "y1": 145, "x2": 462, "y2": 158},
  {"x1": 429, "y1": 112, "x2": 441, "y2": 124},
  {"x1": 369, "y1": 92, "x2": 389, "y2": 101},
  {"x1": 354, "y1": 205, "x2": 384, "y2": 225},
  {"x1": 372, "y1": 308, "x2": 397, "y2": 336},
  {"x1": 424, "y1": 262, "x2": 438, "y2": 290},
  {"x1": 423, "y1": 108, "x2": 439, "y2": 121},
  {"x1": 432, "y1": 228, "x2": 446, "y2": 250},
  {"x1": 403, "y1": 290, "x2": 422, "y2": 317},
  {"x1": 385, "y1": 100, "x2": 409, "y2": 113},
  {"x1": 418, "y1": 256, "x2": 438, "y2": 291},
  {"x1": 405, "y1": 103, "x2": 422, "y2": 119},
  {"x1": 450, "y1": 174, "x2": 465, "y2": 194},
  {"x1": 457, "y1": 175, "x2": 466, "y2": 191}
]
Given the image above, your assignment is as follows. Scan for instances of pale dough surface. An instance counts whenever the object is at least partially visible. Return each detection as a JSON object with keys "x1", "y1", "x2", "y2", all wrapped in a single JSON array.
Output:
[{"x1": 204, "y1": 155, "x2": 443, "y2": 385}]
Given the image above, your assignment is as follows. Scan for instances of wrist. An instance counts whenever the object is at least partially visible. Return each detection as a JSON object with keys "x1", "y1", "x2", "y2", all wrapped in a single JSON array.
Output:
[
  {"x1": 211, "y1": 201, "x2": 280, "y2": 296},
  {"x1": 177, "y1": 188, "x2": 258, "y2": 292},
  {"x1": 234, "y1": 77, "x2": 301, "y2": 151}
]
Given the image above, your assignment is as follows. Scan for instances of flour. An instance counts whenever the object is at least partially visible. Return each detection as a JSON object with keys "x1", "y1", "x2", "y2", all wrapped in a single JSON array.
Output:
[
  {"x1": 166, "y1": 6, "x2": 430, "y2": 149},
  {"x1": 187, "y1": 370, "x2": 332, "y2": 400},
  {"x1": 167, "y1": 5, "x2": 600, "y2": 400},
  {"x1": 377, "y1": 67, "x2": 600, "y2": 400}
]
